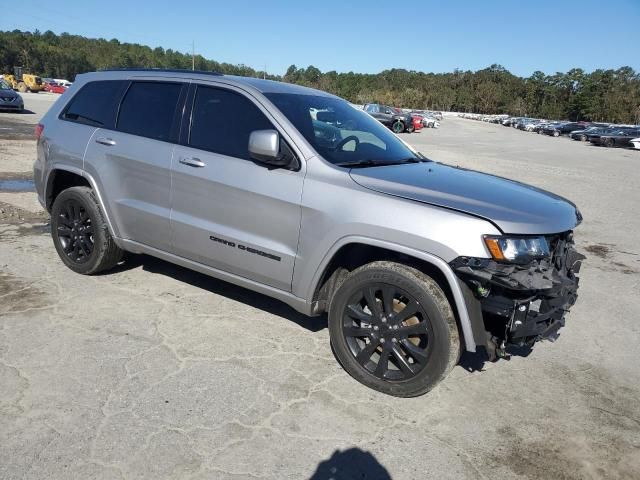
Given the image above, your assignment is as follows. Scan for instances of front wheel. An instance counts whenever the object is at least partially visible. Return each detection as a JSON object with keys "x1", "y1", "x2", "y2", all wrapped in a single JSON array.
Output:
[{"x1": 328, "y1": 262, "x2": 460, "y2": 397}]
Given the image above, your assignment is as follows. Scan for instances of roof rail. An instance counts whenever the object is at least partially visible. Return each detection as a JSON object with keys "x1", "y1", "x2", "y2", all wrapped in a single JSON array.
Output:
[{"x1": 99, "y1": 68, "x2": 223, "y2": 76}]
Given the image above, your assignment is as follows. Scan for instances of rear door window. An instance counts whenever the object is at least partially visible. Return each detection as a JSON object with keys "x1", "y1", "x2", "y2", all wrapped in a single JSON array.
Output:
[
  {"x1": 116, "y1": 81, "x2": 183, "y2": 141},
  {"x1": 188, "y1": 86, "x2": 274, "y2": 160},
  {"x1": 61, "y1": 80, "x2": 128, "y2": 128}
]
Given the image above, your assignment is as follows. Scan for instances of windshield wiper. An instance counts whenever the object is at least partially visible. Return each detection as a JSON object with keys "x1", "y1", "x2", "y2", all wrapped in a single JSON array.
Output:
[{"x1": 335, "y1": 158, "x2": 424, "y2": 168}]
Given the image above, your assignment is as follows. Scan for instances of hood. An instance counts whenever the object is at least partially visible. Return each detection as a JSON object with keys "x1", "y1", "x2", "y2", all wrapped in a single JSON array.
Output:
[
  {"x1": 350, "y1": 162, "x2": 580, "y2": 234},
  {"x1": 0, "y1": 88, "x2": 19, "y2": 99}
]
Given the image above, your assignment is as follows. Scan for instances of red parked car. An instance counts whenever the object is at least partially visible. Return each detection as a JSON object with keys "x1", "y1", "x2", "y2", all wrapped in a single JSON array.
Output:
[
  {"x1": 44, "y1": 82, "x2": 67, "y2": 94},
  {"x1": 410, "y1": 114, "x2": 424, "y2": 132},
  {"x1": 391, "y1": 107, "x2": 422, "y2": 133}
]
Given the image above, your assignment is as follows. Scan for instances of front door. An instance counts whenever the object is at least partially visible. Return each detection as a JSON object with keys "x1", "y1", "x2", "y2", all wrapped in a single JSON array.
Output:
[{"x1": 170, "y1": 84, "x2": 304, "y2": 291}]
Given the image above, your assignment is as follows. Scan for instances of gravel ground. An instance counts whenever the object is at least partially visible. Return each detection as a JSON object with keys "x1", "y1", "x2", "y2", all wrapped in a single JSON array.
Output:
[{"x1": 1, "y1": 95, "x2": 639, "y2": 480}]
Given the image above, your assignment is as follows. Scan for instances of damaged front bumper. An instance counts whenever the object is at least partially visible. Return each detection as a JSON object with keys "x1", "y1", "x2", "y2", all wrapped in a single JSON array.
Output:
[{"x1": 451, "y1": 232, "x2": 585, "y2": 360}]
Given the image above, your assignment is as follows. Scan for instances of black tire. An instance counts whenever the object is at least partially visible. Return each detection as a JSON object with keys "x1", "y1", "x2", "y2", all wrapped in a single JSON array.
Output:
[
  {"x1": 51, "y1": 186, "x2": 123, "y2": 274},
  {"x1": 392, "y1": 121, "x2": 405, "y2": 134},
  {"x1": 328, "y1": 261, "x2": 460, "y2": 397},
  {"x1": 604, "y1": 137, "x2": 615, "y2": 148},
  {"x1": 406, "y1": 124, "x2": 415, "y2": 134}
]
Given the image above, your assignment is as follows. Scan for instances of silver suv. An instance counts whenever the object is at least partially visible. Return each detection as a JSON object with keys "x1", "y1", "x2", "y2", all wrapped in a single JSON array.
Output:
[{"x1": 34, "y1": 69, "x2": 584, "y2": 397}]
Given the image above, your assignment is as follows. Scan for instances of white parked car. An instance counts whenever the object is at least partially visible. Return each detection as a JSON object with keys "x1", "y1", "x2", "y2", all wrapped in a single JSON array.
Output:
[
  {"x1": 53, "y1": 79, "x2": 73, "y2": 88},
  {"x1": 630, "y1": 137, "x2": 640, "y2": 150}
]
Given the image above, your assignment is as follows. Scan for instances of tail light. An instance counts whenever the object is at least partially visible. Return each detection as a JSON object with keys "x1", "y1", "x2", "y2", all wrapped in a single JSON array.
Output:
[{"x1": 35, "y1": 123, "x2": 44, "y2": 140}]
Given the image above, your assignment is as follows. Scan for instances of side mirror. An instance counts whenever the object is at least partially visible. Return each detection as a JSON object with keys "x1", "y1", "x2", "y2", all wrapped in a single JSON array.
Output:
[{"x1": 248, "y1": 130, "x2": 296, "y2": 169}]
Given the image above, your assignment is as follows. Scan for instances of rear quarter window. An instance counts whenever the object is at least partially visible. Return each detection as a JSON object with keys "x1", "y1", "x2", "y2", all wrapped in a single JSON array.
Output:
[{"x1": 61, "y1": 80, "x2": 128, "y2": 128}]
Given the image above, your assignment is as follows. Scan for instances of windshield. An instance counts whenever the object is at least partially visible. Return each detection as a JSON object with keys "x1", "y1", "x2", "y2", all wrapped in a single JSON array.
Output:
[
  {"x1": 264, "y1": 93, "x2": 420, "y2": 166},
  {"x1": 0, "y1": 79, "x2": 11, "y2": 90}
]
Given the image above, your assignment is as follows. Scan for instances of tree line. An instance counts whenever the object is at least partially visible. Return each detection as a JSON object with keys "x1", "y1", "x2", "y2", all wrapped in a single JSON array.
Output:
[{"x1": 2, "y1": 29, "x2": 639, "y2": 124}]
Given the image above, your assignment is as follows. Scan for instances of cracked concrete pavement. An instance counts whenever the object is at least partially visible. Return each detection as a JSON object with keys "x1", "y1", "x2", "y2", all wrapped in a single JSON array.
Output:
[{"x1": 1, "y1": 98, "x2": 639, "y2": 479}]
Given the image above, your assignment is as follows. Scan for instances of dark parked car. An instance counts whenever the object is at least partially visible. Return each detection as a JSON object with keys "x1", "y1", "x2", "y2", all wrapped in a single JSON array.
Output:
[
  {"x1": 570, "y1": 126, "x2": 610, "y2": 141},
  {"x1": 585, "y1": 126, "x2": 635, "y2": 143},
  {"x1": 364, "y1": 103, "x2": 414, "y2": 133},
  {"x1": 0, "y1": 78, "x2": 24, "y2": 111},
  {"x1": 589, "y1": 128, "x2": 640, "y2": 148},
  {"x1": 541, "y1": 122, "x2": 588, "y2": 136},
  {"x1": 516, "y1": 118, "x2": 533, "y2": 130},
  {"x1": 540, "y1": 122, "x2": 564, "y2": 136}
]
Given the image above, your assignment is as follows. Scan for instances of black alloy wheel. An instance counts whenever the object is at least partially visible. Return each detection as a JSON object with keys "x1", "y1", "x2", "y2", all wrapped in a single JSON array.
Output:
[
  {"x1": 51, "y1": 186, "x2": 123, "y2": 274},
  {"x1": 56, "y1": 198, "x2": 94, "y2": 263},
  {"x1": 328, "y1": 261, "x2": 460, "y2": 397},
  {"x1": 342, "y1": 284, "x2": 431, "y2": 381}
]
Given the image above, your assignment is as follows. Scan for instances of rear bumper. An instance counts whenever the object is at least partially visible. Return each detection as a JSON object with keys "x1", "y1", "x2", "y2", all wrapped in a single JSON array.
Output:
[{"x1": 450, "y1": 232, "x2": 584, "y2": 359}]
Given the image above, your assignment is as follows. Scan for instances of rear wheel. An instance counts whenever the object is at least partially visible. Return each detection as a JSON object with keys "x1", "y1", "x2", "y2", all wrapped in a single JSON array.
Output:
[
  {"x1": 328, "y1": 262, "x2": 460, "y2": 397},
  {"x1": 553, "y1": 130, "x2": 560, "y2": 137},
  {"x1": 392, "y1": 121, "x2": 405, "y2": 134},
  {"x1": 51, "y1": 186, "x2": 123, "y2": 275},
  {"x1": 17, "y1": 82, "x2": 28, "y2": 93},
  {"x1": 604, "y1": 137, "x2": 615, "y2": 148}
]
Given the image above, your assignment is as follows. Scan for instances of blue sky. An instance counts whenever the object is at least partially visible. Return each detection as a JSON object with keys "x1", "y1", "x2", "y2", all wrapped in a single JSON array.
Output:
[{"x1": 2, "y1": 0, "x2": 639, "y2": 76}]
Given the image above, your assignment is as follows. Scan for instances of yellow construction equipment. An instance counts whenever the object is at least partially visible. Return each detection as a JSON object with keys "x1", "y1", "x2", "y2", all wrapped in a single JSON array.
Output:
[{"x1": 3, "y1": 67, "x2": 45, "y2": 93}]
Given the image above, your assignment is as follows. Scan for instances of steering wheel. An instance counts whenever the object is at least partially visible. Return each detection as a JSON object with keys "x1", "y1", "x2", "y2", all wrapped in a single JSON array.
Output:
[{"x1": 336, "y1": 135, "x2": 360, "y2": 151}]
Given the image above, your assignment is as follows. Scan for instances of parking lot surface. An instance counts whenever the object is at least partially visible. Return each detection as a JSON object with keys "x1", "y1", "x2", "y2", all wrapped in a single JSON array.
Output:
[{"x1": 1, "y1": 96, "x2": 639, "y2": 479}]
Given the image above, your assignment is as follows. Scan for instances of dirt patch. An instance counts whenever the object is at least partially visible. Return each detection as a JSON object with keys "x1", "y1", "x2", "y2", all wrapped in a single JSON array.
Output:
[
  {"x1": 0, "y1": 271, "x2": 50, "y2": 315},
  {"x1": 491, "y1": 364, "x2": 640, "y2": 479},
  {"x1": 0, "y1": 200, "x2": 48, "y2": 225},
  {"x1": 584, "y1": 244, "x2": 611, "y2": 258},
  {"x1": 612, "y1": 262, "x2": 638, "y2": 275}
]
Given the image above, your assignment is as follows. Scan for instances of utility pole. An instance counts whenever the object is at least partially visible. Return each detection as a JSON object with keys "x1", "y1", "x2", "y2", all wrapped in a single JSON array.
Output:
[
  {"x1": 192, "y1": 41, "x2": 195, "y2": 71},
  {"x1": 263, "y1": 63, "x2": 266, "y2": 80}
]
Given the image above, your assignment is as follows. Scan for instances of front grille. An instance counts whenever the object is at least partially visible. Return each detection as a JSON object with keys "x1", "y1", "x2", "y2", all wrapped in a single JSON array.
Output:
[{"x1": 0, "y1": 97, "x2": 15, "y2": 102}]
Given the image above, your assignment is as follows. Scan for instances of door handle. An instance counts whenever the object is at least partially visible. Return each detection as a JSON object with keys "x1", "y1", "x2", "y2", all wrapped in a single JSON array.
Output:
[
  {"x1": 179, "y1": 157, "x2": 206, "y2": 168},
  {"x1": 95, "y1": 137, "x2": 116, "y2": 146}
]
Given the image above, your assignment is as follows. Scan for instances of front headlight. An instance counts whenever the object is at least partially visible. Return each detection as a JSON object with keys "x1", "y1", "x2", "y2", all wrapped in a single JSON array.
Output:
[{"x1": 483, "y1": 235, "x2": 550, "y2": 263}]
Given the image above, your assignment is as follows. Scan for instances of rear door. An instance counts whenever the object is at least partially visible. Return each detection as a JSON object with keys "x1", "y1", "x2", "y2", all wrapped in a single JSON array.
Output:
[
  {"x1": 44, "y1": 80, "x2": 128, "y2": 196},
  {"x1": 83, "y1": 79, "x2": 187, "y2": 251},
  {"x1": 170, "y1": 83, "x2": 304, "y2": 291}
]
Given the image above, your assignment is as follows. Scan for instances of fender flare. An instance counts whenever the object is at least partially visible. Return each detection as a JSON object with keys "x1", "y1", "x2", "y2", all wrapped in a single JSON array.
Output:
[
  {"x1": 44, "y1": 165, "x2": 120, "y2": 242},
  {"x1": 307, "y1": 236, "x2": 477, "y2": 352}
]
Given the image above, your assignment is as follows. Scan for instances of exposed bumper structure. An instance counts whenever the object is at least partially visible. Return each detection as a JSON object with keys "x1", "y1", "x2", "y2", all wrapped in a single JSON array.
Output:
[{"x1": 450, "y1": 232, "x2": 585, "y2": 360}]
